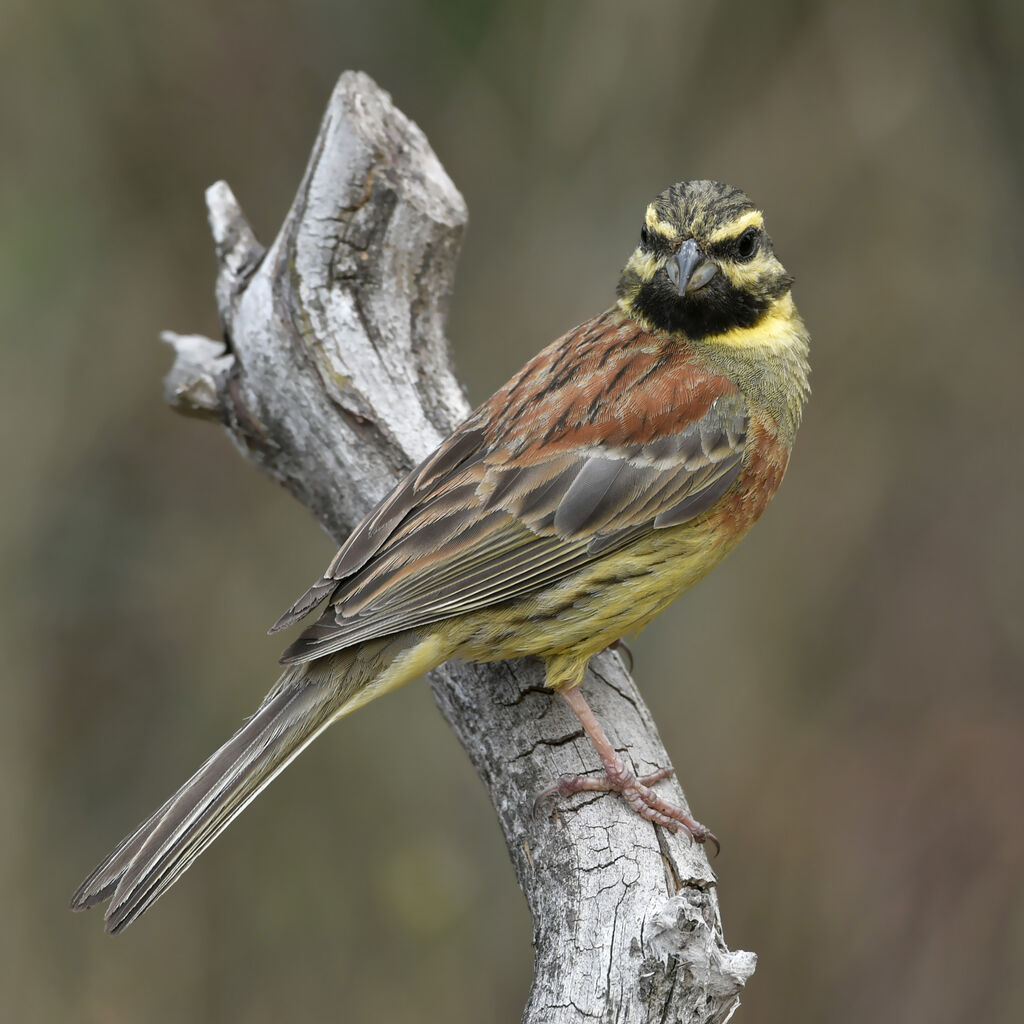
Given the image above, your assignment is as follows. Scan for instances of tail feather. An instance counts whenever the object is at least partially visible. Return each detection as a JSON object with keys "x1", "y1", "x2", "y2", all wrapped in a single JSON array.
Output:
[
  {"x1": 71, "y1": 631, "x2": 443, "y2": 933},
  {"x1": 70, "y1": 791, "x2": 181, "y2": 912},
  {"x1": 113, "y1": 679, "x2": 335, "y2": 933}
]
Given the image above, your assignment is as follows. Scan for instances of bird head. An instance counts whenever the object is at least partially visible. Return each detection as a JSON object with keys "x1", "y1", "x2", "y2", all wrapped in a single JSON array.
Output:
[{"x1": 616, "y1": 180, "x2": 795, "y2": 345}]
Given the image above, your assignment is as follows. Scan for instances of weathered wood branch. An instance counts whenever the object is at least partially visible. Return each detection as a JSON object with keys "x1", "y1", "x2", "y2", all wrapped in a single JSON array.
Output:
[{"x1": 163, "y1": 71, "x2": 755, "y2": 1024}]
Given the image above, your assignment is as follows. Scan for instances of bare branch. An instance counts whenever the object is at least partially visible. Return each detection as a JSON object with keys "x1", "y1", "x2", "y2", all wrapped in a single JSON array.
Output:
[{"x1": 166, "y1": 69, "x2": 754, "y2": 1024}]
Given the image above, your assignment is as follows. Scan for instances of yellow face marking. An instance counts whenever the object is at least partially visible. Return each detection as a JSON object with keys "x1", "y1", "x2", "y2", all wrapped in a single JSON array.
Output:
[
  {"x1": 624, "y1": 248, "x2": 661, "y2": 284},
  {"x1": 644, "y1": 204, "x2": 680, "y2": 241},
  {"x1": 706, "y1": 209, "x2": 764, "y2": 245},
  {"x1": 719, "y1": 250, "x2": 773, "y2": 290},
  {"x1": 703, "y1": 292, "x2": 800, "y2": 353}
]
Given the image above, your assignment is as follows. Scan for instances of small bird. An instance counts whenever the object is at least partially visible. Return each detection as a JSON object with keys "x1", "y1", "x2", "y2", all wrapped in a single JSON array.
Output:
[{"x1": 71, "y1": 180, "x2": 810, "y2": 933}]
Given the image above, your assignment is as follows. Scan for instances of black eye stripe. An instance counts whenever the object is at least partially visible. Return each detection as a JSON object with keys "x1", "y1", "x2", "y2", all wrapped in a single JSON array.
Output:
[
  {"x1": 638, "y1": 225, "x2": 674, "y2": 255},
  {"x1": 704, "y1": 239, "x2": 737, "y2": 260},
  {"x1": 641, "y1": 220, "x2": 766, "y2": 260},
  {"x1": 706, "y1": 228, "x2": 764, "y2": 262}
]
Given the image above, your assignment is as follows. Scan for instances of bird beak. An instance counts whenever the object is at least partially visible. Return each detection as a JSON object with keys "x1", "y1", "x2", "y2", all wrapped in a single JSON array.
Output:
[{"x1": 666, "y1": 239, "x2": 718, "y2": 295}]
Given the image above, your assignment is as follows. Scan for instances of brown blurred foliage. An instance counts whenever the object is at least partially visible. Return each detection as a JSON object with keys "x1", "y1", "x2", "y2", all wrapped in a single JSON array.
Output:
[{"x1": 2, "y1": 1, "x2": 1022, "y2": 1022}]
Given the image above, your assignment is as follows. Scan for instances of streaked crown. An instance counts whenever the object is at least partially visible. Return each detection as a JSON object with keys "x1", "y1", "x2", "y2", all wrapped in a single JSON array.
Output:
[{"x1": 617, "y1": 180, "x2": 795, "y2": 343}]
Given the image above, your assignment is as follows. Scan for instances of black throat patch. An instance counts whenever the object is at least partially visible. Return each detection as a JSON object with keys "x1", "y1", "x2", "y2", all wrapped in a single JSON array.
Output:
[{"x1": 622, "y1": 270, "x2": 775, "y2": 341}]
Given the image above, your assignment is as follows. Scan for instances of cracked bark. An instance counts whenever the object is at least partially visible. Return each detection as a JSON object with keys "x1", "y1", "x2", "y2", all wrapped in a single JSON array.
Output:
[{"x1": 163, "y1": 71, "x2": 756, "y2": 1024}]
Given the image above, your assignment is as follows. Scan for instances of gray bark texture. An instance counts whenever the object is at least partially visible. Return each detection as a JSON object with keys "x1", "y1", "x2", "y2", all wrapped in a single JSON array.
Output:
[{"x1": 163, "y1": 71, "x2": 756, "y2": 1024}]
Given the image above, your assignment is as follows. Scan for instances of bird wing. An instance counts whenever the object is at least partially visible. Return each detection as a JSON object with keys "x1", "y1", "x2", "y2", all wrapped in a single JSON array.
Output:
[{"x1": 274, "y1": 314, "x2": 748, "y2": 664}]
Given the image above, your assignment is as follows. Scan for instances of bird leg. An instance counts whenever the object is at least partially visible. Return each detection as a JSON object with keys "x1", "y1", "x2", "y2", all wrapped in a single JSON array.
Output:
[{"x1": 538, "y1": 685, "x2": 719, "y2": 853}]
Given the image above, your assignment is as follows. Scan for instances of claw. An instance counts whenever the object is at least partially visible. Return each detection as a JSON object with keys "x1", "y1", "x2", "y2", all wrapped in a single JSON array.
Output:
[
  {"x1": 695, "y1": 827, "x2": 720, "y2": 856},
  {"x1": 606, "y1": 638, "x2": 634, "y2": 674},
  {"x1": 532, "y1": 775, "x2": 576, "y2": 816}
]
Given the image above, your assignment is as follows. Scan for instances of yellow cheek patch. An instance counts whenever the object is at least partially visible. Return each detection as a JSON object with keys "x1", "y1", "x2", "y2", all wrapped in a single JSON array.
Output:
[
  {"x1": 625, "y1": 249, "x2": 661, "y2": 282},
  {"x1": 644, "y1": 205, "x2": 680, "y2": 241},
  {"x1": 707, "y1": 209, "x2": 764, "y2": 245},
  {"x1": 719, "y1": 251, "x2": 773, "y2": 291}
]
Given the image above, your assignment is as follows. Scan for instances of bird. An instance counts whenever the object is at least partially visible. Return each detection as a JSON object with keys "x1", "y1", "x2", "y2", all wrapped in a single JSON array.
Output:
[{"x1": 71, "y1": 180, "x2": 810, "y2": 934}]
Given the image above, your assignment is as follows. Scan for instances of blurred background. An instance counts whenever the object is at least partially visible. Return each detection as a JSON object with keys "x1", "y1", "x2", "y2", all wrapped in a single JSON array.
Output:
[{"x1": 3, "y1": 1, "x2": 1022, "y2": 1021}]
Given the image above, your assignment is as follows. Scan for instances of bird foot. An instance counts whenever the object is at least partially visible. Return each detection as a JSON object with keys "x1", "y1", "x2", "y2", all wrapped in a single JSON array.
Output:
[
  {"x1": 605, "y1": 638, "x2": 633, "y2": 673},
  {"x1": 536, "y1": 763, "x2": 719, "y2": 854}
]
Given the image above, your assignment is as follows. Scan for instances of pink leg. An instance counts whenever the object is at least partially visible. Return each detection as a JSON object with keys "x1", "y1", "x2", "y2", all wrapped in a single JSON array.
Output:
[{"x1": 538, "y1": 686, "x2": 719, "y2": 853}]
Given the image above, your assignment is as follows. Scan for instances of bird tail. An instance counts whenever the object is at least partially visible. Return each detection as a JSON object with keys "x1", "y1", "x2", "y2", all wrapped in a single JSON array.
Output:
[{"x1": 70, "y1": 629, "x2": 449, "y2": 934}]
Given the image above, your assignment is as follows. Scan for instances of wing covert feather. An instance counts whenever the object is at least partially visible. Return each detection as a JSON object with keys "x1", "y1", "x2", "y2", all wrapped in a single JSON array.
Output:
[{"x1": 276, "y1": 314, "x2": 750, "y2": 663}]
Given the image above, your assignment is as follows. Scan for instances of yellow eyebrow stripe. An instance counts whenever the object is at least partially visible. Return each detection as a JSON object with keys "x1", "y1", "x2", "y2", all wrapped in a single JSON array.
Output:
[
  {"x1": 644, "y1": 205, "x2": 680, "y2": 241},
  {"x1": 707, "y1": 209, "x2": 764, "y2": 244}
]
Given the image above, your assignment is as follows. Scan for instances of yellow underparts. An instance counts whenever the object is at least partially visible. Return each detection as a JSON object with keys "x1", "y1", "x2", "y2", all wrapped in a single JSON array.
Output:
[
  {"x1": 327, "y1": 630, "x2": 454, "y2": 720},
  {"x1": 321, "y1": 516, "x2": 755, "y2": 706},
  {"x1": 448, "y1": 516, "x2": 747, "y2": 691}
]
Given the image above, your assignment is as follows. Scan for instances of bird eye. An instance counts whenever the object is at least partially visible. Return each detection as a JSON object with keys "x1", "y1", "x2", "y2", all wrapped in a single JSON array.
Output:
[
  {"x1": 640, "y1": 225, "x2": 651, "y2": 247},
  {"x1": 735, "y1": 227, "x2": 760, "y2": 262}
]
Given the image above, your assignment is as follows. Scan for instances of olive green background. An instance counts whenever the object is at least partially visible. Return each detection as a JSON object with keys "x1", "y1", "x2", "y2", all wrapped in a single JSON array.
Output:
[{"x1": 3, "y1": 2, "x2": 1022, "y2": 1022}]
